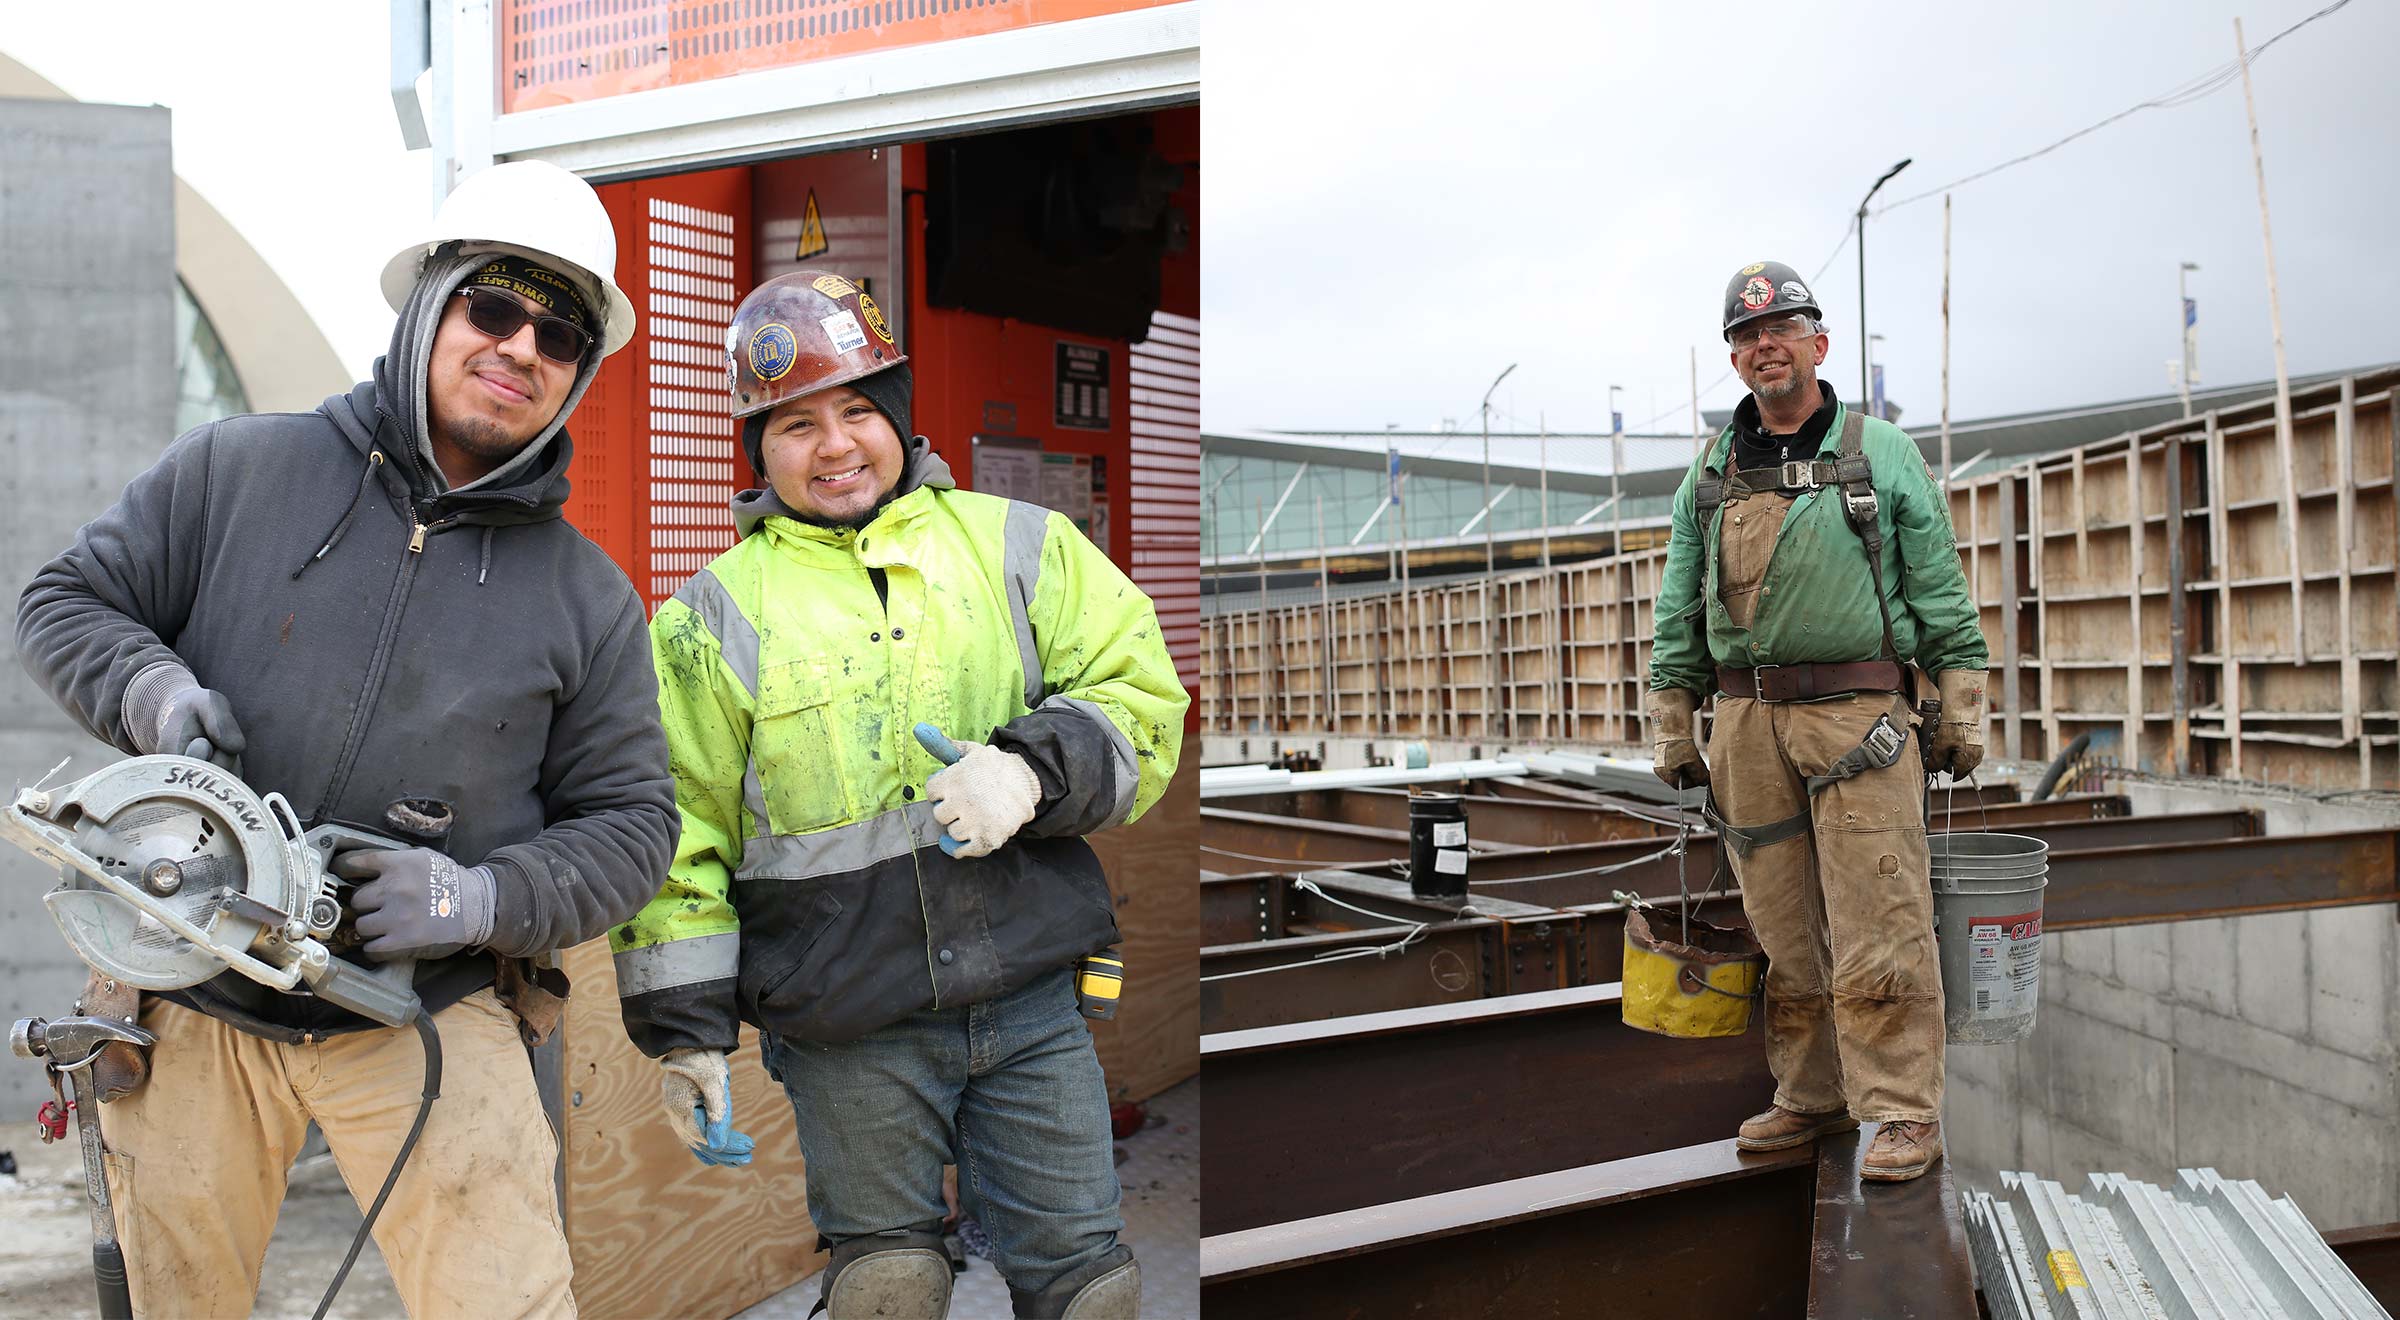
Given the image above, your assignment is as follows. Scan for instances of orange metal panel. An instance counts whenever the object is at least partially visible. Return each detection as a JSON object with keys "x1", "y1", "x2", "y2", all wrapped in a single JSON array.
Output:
[
  {"x1": 501, "y1": 0, "x2": 1189, "y2": 114},
  {"x1": 567, "y1": 167, "x2": 756, "y2": 612}
]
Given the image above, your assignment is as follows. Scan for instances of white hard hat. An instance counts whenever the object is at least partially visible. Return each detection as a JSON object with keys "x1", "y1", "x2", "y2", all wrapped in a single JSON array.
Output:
[{"x1": 380, "y1": 160, "x2": 636, "y2": 358}]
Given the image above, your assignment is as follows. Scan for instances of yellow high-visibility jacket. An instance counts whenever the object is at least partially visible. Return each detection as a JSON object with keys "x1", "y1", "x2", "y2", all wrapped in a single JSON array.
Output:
[{"x1": 613, "y1": 446, "x2": 1187, "y2": 1053}]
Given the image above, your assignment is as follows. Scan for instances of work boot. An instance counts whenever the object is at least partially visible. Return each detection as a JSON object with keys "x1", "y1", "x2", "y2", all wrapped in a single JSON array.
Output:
[
  {"x1": 1860, "y1": 1120, "x2": 1943, "y2": 1182},
  {"x1": 1734, "y1": 1105, "x2": 1858, "y2": 1152}
]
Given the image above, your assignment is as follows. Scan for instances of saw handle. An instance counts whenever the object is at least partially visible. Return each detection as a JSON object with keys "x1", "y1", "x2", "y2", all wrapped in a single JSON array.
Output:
[{"x1": 302, "y1": 823, "x2": 424, "y2": 1027}]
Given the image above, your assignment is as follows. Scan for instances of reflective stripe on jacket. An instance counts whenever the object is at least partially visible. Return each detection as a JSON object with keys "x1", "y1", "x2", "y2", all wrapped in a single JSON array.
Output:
[
  {"x1": 613, "y1": 458, "x2": 1187, "y2": 1055},
  {"x1": 1649, "y1": 398, "x2": 1988, "y2": 695}
]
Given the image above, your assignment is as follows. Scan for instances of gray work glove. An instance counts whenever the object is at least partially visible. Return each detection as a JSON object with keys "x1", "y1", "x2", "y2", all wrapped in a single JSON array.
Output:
[
  {"x1": 1929, "y1": 669, "x2": 1988, "y2": 779},
  {"x1": 660, "y1": 1047, "x2": 754, "y2": 1167},
  {"x1": 330, "y1": 847, "x2": 496, "y2": 962},
  {"x1": 1647, "y1": 687, "x2": 1709, "y2": 789},
  {"x1": 122, "y1": 661, "x2": 246, "y2": 773}
]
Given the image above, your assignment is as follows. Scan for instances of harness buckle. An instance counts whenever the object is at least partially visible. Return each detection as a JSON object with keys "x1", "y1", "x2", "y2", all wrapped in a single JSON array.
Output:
[{"x1": 1778, "y1": 460, "x2": 1821, "y2": 491}]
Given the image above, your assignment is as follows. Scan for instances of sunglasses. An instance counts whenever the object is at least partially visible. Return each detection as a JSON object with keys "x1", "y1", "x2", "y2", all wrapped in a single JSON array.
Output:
[{"x1": 453, "y1": 287, "x2": 592, "y2": 365}]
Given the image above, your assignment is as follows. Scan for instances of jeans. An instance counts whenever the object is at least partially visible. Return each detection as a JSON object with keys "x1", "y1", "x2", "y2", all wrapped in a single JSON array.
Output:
[{"x1": 761, "y1": 966, "x2": 1123, "y2": 1295}]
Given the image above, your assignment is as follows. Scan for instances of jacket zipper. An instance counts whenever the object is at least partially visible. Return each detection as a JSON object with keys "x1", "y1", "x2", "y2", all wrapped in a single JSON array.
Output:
[{"x1": 315, "y1": 472, "x2": 449, "y2": 818}]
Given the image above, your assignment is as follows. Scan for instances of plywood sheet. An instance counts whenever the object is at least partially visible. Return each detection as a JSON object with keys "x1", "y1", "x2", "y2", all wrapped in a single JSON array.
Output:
[
  {"x1": 560, "y1": 940, "x2": 826, "y2": 1319},
  {"x1": 1086, "y1": 758, "x2": 1201, "y2": 1102}
]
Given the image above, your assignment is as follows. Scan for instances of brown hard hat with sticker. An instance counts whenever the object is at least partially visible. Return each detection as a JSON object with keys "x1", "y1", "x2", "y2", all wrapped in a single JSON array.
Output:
[{"x1": 723, "y1": 269, "x2": 908, "y2": 420}]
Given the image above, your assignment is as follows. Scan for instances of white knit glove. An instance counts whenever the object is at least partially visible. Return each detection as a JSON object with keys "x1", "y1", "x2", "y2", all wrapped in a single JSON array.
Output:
[
  {"x1": 659, "y1": 1047, "x2": 752, "y2": 1166},
  {"x1": 925, "y1": 741, "x2": 1042, "y2": 859}
]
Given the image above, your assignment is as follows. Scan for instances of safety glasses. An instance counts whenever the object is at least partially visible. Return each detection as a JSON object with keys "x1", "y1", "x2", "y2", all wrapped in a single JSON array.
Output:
[
  {"x1": 453, "y1": 287, "x2": 592, "y2": 365},
  {"x1": 1728, "y1": 316, "x2": 1819, "y2": 350}
]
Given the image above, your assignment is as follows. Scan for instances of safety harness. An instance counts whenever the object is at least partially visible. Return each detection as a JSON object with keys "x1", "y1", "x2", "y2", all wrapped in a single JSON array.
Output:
[{"x1": 1696, "y1": 410, "x2": 1913, "y2": 858}]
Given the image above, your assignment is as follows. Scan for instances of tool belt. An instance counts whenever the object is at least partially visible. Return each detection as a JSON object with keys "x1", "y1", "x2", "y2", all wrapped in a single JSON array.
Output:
[{"x1": 1717, "y1": 660, "x2": 1907, "y2": 704}]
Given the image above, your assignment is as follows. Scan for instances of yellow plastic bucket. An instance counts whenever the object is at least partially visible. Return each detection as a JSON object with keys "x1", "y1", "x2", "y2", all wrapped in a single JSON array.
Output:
[{"x1": 1620, "y1": 902, "x2": 1765, "y2": 1039}]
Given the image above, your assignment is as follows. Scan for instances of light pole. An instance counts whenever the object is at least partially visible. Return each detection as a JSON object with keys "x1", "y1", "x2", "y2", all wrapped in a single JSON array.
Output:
[
  {"x1": 1608, "y1": 385, "x2": 1626, "y2": 554},
  {"x1": 2178, "y1": 261, "x2": 2200, "y2": 417},
  {"x1": 1868, "y1": 333, "x2": 1887, "y2": 420},
  {"x1": 1855, "y1": 157, "x2": 1912, "y2": 412},
  {"x1": 1480, "y1": 362, "x2": 1517, "y2": 574}
]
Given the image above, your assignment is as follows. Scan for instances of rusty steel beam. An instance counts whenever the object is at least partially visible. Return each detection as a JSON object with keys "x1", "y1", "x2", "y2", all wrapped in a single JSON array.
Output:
[
  {"x1": 1202, "y1": 1141, "x2": 1816, "y2": 1319},
  {"x1": 1202, "y1": 922, "x2": 1501, "y2": 1030},
  {"x1": 1200, "y1": 983, "x2": 1775, "y2": 1236},
  {"x1": 1807, "y1": 1126, "x2": 1978, "y2": 1317},
  {"x1": 2045, "y1": 827, "x2": 2400, "y2": 928},
  {"x1": 2326, "y1": 1222, "x2": 2400, "y2": 1308}
]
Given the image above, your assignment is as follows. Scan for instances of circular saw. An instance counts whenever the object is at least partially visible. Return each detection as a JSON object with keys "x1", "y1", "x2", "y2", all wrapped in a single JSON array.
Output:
[{"x1": 0, "y1": 755, "x2": 421, "y2": 1027}]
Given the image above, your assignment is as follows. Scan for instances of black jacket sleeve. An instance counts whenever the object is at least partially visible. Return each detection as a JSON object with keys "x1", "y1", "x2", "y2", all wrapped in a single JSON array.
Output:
[
  {"x1": 15, "y1": 425, "x2": 216, "y2": 748},
  {"x1": 480, "y1": 589, "x2": 679, "y2": 957}
]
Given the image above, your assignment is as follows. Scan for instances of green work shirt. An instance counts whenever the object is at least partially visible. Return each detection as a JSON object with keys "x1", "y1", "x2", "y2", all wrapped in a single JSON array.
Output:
[{"x1": 1649, "y1": 399, "x2": 1988, "y2": 696}]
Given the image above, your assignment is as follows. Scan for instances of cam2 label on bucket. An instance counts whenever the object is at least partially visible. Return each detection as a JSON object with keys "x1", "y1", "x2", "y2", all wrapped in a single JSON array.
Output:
[{"x1": 1967, "y1": 910, "x2": 2042, "y2": 1018}]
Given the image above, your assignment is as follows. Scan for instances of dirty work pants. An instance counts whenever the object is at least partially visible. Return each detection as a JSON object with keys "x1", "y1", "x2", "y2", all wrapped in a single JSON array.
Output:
[
  {"x1": 1710, "y1": 692, "x2": 1945, "y2": 1122},
  {"x1": 761, "y1": 966, "x2": 1123, "y2": 1306},
  {"x1": 97, "y1": 989, "x2": 575, "y2": 1319}
]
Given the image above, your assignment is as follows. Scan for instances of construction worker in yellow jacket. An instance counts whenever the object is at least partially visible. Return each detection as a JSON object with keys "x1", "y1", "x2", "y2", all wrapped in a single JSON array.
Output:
[
  {"x1": 613, "y1": 271, "x2": 1187, "y2": 1318},
  {"x1": 1648, "y1": 260, "x2": 1988, "y2": 1183}
]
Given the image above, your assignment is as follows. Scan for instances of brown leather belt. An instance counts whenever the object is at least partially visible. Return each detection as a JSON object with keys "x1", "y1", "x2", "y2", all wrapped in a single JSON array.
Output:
[{"x1": 1717, "y1": 661, "x2": 1906, "y2": 703}]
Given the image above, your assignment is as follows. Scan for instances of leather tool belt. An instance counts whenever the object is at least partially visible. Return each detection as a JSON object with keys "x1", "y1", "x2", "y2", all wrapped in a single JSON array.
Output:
[{"x1": 1717, "y1": 660, "x2": 1906, "y2": 704}]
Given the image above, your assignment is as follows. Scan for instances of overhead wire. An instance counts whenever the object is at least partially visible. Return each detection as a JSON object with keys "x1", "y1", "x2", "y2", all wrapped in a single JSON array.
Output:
[{"x1": 1873, "y1": 0, "x2": 2354, "y2": 215}]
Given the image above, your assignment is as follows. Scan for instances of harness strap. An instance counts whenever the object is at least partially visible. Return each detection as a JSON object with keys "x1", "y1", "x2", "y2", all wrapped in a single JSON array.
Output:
[{"x1": 1704, "y1": 711, "x2": 1910, "y2": 858}]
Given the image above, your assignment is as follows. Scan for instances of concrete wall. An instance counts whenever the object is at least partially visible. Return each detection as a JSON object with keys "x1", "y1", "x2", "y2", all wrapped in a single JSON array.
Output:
[
  {"x1": 1945, "y1": 779, "x2": 2400, "y2": 1231},
  {"x1": 0, "y1": 98, "x2": 177, "y2": 1111}
]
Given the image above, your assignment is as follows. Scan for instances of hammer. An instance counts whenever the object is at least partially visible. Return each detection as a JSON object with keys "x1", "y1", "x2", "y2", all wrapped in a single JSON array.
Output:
[{"x1": 14, "y1": 1015, "x2": 156, "y2": 1320}]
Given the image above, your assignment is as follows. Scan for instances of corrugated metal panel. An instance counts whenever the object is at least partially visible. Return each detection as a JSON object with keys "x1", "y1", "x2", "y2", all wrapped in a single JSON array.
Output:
[
  {"x1": 1132, "y1": 308, "x2": 1200, "y2": 697},
  {"x1": 642, "y1": 194, "x2": 744, "y2": 609},
  {"x1": 1968, "y1": 1169, "x2": 2391, "y2": 1319}
]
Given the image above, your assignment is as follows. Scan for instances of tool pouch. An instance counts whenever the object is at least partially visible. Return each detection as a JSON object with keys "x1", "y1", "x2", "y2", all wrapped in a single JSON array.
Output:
[
  {"x1": 494, "y1": 956, "x2": 572, "y2": 1047},
  {"x1": 76, "y1": 970, "x2": 151, "y2": 1103}
]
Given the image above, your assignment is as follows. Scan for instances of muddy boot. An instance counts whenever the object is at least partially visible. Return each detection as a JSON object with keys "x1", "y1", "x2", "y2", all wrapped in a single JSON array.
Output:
[
  {"x1": 1860, "y1": 1120, "x2": 1942, "y2": 1182},
  {"x1": 1735, "y1": 1105, "x2": 1858, "y2": 1152}
]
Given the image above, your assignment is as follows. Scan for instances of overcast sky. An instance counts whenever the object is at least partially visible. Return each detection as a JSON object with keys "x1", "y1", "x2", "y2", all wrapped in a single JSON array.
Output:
[
  {"x1": 1203, "y1": 0, "x2": 2400, "y2": 439},
  {"x1": 8, "y1": 3, "x2": 427, "y2": 383}
]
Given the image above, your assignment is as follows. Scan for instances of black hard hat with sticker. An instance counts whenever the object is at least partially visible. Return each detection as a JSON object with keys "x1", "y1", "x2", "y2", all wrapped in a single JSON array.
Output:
[{"x1": 1721, "y1": 260, "x2": 1824, "y2": 339}]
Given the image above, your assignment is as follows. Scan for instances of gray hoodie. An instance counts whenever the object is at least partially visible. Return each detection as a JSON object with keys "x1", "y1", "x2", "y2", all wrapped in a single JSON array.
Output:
[{"x1": 15, "y1": 279, "x2": 675, "y2": 1037}]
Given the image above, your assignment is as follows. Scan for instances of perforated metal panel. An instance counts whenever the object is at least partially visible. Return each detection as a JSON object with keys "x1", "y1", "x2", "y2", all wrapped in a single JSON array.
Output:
[
  {"x1": 499, "y1": 0, "x2": 1186, "y2": 113},
  {"x1": 643, "y1": 196, "x2": 742, "y2": 606},
  {"x1": 1130, "y1": 308, "x2": 1199, "y2": 699}
]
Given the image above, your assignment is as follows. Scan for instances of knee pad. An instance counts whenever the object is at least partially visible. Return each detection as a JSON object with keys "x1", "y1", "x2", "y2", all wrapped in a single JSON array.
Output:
[
  {"x1": 1013, "y1": 1246, "x2": 1139, "y2": 1319},
  {"x1": 823, "y1": 1228, "x2": 953, "y2": 1320}
]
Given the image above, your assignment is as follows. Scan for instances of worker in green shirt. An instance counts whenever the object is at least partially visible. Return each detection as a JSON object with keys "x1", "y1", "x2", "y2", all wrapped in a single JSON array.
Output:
[{"x1": 1647, "y1": 259, "x2": 1989, "y2": 1183}]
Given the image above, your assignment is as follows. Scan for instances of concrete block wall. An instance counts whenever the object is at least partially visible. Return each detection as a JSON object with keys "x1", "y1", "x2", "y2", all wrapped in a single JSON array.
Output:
[
  {"x1": 1945, "y1": 779, "x2": 2400, "y2": 1230},
  {"x1": 0, "y1": 99, "x2": 178, "y2": 1112}
]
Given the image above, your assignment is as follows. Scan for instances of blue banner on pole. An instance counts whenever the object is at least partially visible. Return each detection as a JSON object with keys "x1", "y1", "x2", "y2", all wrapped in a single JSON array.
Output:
[
  {"x1": 2184, "y1": 297, "x2": 2197, "y2": 329},
  {"x1": 1611, "y1": 411, "x2": 1624, "y2": 436},
  {"x1": 1387, "y1": 447, "x2": 1402, "y2": 505},
  {"x1": 1872, "y1": 363, "x2": 1887, "y2": 420}
]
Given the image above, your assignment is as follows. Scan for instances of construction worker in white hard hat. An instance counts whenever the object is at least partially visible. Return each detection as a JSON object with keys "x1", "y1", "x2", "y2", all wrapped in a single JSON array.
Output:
[{"x1": 15, "y1": 159, "x2": 674, "y2": 1316}]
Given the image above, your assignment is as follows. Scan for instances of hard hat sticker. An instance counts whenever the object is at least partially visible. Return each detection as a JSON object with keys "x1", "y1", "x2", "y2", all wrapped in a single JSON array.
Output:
[
  {"x1": 811, "y1": 273, "x2": 858, "y2": 300},
  {"x1": 820, "y1": 310, "x2": 869, "y2": 355},
  {"x1": 1740, "y1": 276, "x2": 1776, "y2": 309},
  {"x1": 749, "y1": 322, "x2": 800, "y2": 381},
  {"x1": 1740, "y1": 262, "x2": 1768, "y2": 276},
  {"x1": 858, "y1": 293, "x2": 894, "y2": 346},
  {"x1": 1780, "y1": 280, "x2": 1811, "y2": 303}
]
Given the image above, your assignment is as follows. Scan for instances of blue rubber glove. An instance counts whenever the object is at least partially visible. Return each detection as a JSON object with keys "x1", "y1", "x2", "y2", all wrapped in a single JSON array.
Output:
[
  {"x1": 913, "y1": 723, "x2": 968, "y2": 857},
  {"x1": 660, "y1": 1048, "x2": 754, "y2": 1167}
]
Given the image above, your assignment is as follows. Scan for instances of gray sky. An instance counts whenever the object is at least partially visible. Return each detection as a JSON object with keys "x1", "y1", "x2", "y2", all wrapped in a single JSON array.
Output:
[
  {"x1": 1202, "y1": 0, "x2": 2400, "y2": 439},
  {"x1": 9, "y1": 3, "x2": 428, "y2": 383}
]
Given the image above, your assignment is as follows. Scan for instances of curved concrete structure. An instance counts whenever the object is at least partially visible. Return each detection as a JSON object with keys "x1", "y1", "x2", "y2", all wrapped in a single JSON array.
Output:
[{"x1": 1, "y1": 51, "x2": 351, "y2": 412}]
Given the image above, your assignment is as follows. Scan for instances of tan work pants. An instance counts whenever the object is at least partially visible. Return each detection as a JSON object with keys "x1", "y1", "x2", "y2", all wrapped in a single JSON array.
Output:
[
  {"x1": 1709, "y1": 691, "x2": 1945, "y2": 1121},
  {"x1": 97, "y1": 989, "x2": 575, "y2": 1319}
]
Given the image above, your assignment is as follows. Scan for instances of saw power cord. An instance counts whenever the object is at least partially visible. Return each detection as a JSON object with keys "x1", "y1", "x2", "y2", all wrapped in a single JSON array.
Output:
[{"x1": 311, "y1": 1013, "x2": 442, "y2": 1320}]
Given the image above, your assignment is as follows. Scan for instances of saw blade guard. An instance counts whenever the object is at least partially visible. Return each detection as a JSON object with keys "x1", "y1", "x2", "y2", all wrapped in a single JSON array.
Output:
[{"x1": 2, "y1": 756, "x2": 329, "y2": 995}]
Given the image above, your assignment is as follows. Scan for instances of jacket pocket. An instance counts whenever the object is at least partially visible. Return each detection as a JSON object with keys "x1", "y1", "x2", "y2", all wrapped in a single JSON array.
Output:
[
  {"x1": 752, "y1": 658, "x2": 850, "y2": 832},
  {"x1": 735, "y1": 882, "x2": 844, "y2": 1023}
]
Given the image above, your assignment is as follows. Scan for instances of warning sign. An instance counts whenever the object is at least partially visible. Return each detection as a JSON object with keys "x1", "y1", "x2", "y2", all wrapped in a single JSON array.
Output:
[
  {"x1": 794, "y1": 188, "x2": 829, "y2": 261},
  {"x1": 1966, "y1": 909, "x2": 2042, "y2": 1019},
  {"x1": 1054, "y1": 342, "x2": 1110, "y2": 431}
]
